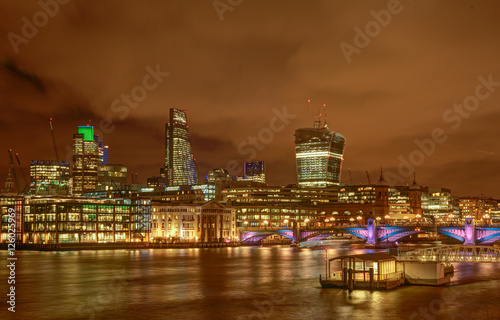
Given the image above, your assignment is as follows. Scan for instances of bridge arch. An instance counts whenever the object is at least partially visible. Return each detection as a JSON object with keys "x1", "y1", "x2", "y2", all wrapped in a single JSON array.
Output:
[
  {"x1": 241, "y1": 231, "x2": 294, "y2": 244},
  {"x1": 299, "y1": 231, "x2": 339, "y2": 242}
]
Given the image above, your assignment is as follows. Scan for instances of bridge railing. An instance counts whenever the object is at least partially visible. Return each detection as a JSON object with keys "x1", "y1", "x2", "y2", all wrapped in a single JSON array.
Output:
[{"x1": 397, "y1": 245, "x2": 500, "y2": 263}]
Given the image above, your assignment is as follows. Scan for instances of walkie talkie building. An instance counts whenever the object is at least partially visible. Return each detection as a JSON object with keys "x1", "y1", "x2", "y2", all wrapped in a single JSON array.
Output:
[
  {"x1": 295, "y1": 123, "x2": 345, "y2": 188},
  {"x1": 165, "y1": 107, "x2": 198, "y2": 186}
]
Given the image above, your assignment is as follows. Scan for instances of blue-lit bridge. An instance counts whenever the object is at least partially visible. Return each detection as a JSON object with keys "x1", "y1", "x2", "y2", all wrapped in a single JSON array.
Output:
[{"x1": 240, "y1": 218, "x2": 500, "y2": 246}]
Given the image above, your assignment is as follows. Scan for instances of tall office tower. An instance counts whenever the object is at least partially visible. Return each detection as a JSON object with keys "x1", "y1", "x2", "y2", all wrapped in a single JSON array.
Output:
[
  {"x1": 240, "y1": 161, "x2": 266, "y2": 184},
  {"x1": 164, "y1": 107, "x2": 198, "y2": 186},
  {"x1": 72, "y1": 125, "x2": 100, "y2": 195},
  {"x1": 295, "y1": 118, "x2": 345, "y2": 188}
]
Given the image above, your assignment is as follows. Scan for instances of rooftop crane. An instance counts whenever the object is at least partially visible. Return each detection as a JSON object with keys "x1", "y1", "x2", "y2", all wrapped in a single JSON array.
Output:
[
  {"x1": 7, "y1": 149, "x2": 21, "y2": 194},
  {"x1": 15, "y1": 152, "x2": 29, "y2": 193},
  {"x1": 365, "y1": 170, "x2": 371, "y2": 185},
  {"x1": 49, "y1": 118, "x2": 60, "y2": 161},
  {"x1": 348, "y1": 168, "x2": 353, "y2": 185}
]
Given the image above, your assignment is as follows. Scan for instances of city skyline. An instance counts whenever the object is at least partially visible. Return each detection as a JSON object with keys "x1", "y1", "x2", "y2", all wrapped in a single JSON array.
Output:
[{"x1": 1, "y1": 1, "x2": 500, "y2": 198}]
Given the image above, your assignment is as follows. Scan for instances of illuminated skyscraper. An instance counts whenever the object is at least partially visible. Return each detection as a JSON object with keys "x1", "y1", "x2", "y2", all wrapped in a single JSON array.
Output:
[
  {"x1": 295, "y1": 119, "x2": 345, "y2": 188},
  {"x1": 72, "y1": 125, "x2": 100, "y2": 194},
  {"x1": 164, "y1": 107, "x2": 198, "y2": 186}
]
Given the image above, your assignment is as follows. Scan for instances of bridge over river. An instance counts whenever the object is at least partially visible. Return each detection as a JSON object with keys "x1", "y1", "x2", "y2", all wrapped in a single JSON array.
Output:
[{"x1": 240, "y1": 218, "x2": 500, "y2": 246}]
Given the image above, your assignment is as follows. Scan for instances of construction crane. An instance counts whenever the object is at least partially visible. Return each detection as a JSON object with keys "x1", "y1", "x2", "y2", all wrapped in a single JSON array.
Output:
[
  {"x1": 49, "y1": 118, "x2": 60, "y2": 161},
  {"x1": 322, "y1": 104, "x2": 328, "y2": 128},
  {"x1": 15, "y1": 152, "x2": 29, "y2": 193},
  {"x1": 365, "y1": 170, "x2": 371, "y2": 185},
  {"x1": 307, "y1": 99, "x2": 322, "y2": 128},
  {"x1": 130, "y1": 171, "x2": 138, "y2": 184},
  {"x1": 7, "y1": 149, "x2": 21, "y2": 194},
  {"x1": 348, "y1": 168, "x2": 353, "y2": 185}
]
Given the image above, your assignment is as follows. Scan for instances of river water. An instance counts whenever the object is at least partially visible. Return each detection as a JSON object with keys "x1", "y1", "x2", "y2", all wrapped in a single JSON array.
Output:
[{"x1": 2, "y1": 244, "x2": 500, "y2": 320}]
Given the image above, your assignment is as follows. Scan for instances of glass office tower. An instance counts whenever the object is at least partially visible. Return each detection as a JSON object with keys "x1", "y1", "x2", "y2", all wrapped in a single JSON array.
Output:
[
  {"x1": 165, "y1": 108, "x2": 198, "y2": 186},
  {"x1": 72, "y1": 126, "x2": 100, "y2": 194},
  {"x1": 295, "y1": 123, "x2": 345, "y2": 188}
]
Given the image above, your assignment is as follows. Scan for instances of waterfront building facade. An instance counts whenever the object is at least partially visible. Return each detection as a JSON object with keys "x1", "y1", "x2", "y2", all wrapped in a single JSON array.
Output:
[
  {"x1": 164, "y1": 107, "x2": 198, "y2": 186},
  {"x1": 151, "y1": 200, "x2": 236, "y2": 242},
  {"x1": 223, "y1": 186, "x2": 338, "y2": 206},
  {"x1": 459, "y1": 197, "x2": 499, "y2": 223},
  {"x1": 0, "y1": 196, "x2": 151, "y2": 244},
  {"x1": 421, "y1": 187, "x2": 460, "y2": 222},
  {"x1": 337, "y1": 179, "x2": 422, "y2": 220}
]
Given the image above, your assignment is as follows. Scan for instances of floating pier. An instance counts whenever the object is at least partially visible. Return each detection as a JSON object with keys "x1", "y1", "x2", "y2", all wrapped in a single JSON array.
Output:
[{"x1": 320, "y1": 251, "x2": 453, "y2": 290}]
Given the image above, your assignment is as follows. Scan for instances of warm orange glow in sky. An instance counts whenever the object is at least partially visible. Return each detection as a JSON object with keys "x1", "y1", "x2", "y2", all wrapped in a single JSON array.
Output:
[{"x1": 1, "y1": 1, "x2": 499, "y2": 197}]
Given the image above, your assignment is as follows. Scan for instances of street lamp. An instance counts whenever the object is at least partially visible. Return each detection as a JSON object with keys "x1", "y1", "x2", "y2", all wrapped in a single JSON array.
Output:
[
  {"x1": 263, "y1": 220, "x2": 268, "y2": 229},
  {"x1": 384, "y1": 215, "x2": 390, "y2": 225},
  {"x1": 356, "y1": 216, "x2": 362, "y2": 226},
  {"x1": 483, "y1": 214, "x2": 490, "y2": 226},
  {"x1": 284, "y1": 219, "x2": 289, "y2": 229},
  {"x1": 304, "y1": 218, "x2": 310, "y2": 228},
  {"x1": 349, "y1": 217, "x2": 354, "y2": 225}
]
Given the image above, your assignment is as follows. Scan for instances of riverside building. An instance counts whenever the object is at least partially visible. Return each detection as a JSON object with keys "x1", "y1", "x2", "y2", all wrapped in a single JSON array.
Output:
[
  {"x1": 150, "y1": 200, "x2": 236, "y2": 242},
  {"x1": 0, "y1": 195, "x2": 151, "y2": 244}
]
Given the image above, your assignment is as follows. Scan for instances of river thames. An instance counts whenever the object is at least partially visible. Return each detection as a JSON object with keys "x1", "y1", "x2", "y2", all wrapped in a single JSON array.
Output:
[{"x1": 2, "y1": 244, "x2": 500, "y2": 320}]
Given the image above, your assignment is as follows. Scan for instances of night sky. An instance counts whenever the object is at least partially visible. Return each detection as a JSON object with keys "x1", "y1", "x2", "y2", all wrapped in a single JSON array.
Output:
[{"x1": 1, "y1": 1, "x2": 499, "y2": 197}]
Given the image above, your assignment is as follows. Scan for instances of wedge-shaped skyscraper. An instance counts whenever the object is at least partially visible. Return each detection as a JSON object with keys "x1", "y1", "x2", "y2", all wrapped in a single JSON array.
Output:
[{"x1": 295, "y1": 120, "x2": 345, "y2": 188}]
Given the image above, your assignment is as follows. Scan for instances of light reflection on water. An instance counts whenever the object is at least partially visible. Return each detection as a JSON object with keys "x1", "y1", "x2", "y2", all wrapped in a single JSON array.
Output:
[{"x1": 2, "y1": 245, "x2": 500, "y2": 320}]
